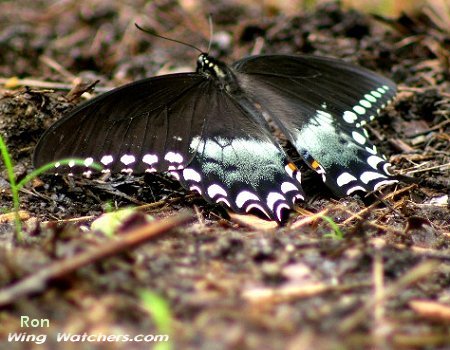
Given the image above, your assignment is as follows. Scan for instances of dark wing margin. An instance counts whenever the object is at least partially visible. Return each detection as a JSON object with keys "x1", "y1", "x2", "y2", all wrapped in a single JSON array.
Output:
[
  {"x1": 172, "y1": 81, "x2": 304, "y2": 222},
  {"x1": 233, "y1": 54, "x2": 398, "y2": 196},
  {"x1": 34, "y1": 73, "x2": 206, "y2": 174}
]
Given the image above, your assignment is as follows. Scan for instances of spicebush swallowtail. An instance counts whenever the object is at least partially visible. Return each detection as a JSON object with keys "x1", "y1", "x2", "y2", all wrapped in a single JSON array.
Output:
[{"x1": 34, "y1": 52, "x2": 398, "y2": 223}]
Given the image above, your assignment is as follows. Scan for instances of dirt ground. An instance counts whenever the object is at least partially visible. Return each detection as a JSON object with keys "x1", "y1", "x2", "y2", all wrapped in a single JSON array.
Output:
[{"x1": 0, "y1": 1, "x2": 449, "y2": 349}]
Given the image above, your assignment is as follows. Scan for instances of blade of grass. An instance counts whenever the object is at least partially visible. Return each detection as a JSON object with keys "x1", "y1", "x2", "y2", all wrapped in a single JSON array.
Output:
[
  {"x1": 0, "y1": 134, "x2": 22, "y2": 239},
  {"x1": 140, "y1": 290, "x2": 173, "y2": 350},
  {"x1": 320, "y1": 215, "x2": 344, "y2": 240},
  {"x1": 0, "y1": 132, "x2": 103, "y2": 241},
  {"x1": 16, "y1": 158, "x2": 102, "y2": 190}
]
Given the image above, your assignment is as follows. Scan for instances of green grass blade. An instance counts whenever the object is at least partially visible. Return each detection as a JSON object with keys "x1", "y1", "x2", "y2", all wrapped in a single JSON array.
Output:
[
  {"x1": 16, "y1": 158, "x2": 102, "y2": 190},
  {"x1": 139, "y1": 290, "x2": 173, "y2": 350},
  {"x1": 320, "y1": 215, "x2": 344, "y2": 240},
  {"x1": 0, "y1": 134, "x2": 22, "y2": 239}
]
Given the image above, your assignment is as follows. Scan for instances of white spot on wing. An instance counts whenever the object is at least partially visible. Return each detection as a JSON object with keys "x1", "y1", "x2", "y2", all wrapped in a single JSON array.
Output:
[
  {"x1": 364, "y1": 94, "x2": 377, "y2": 103},
  {"x1": 346, "y1": 186, "x2": 366, "y2": 195},
  {"x1": 352, "y1": 131, "x2": 366, "y2": 145},
  {"x1": 120, "y1": 154, "x2": 135, "y2": 165},
  {"x1": 183, "y1": 168, "x2": 201, "y2": 182},
  {"x1": 336, "y1": 172, "x2": 357, "y2": 187},
  {"x1": 343, "y1": 111, "x2": 358, "y2": 124},
  {"x1": 236, "y1": 191, "x2": 259, "y2": 208},
  {"x1": 353, "y1": 105, "x2": 366, "y2": 115},
  {"x1": 68, "y1": 160, "x2": 75, "y2": 168},
  {"x1": 266, "y1": 192, "x2": 285, "y2": 211},
  {"x1": 189, "y1": 185, "x2": 202, "y2": 194},
  {"x1": 383, "y1": 163, "x2": 394, "y2": 175},
  {"x1": 367, "y1": 155, "x2": 384, "y2": 170},
  {"x1": 164, "y1": 152, "x2": 183, "y2": 163},
  {"x1": 285, "y1": 164, "x2": 294, "y2": 177},
  {"x1": 245, "y1": 203, "x2": 271, "y2": 219},
  {"x1": 84, "y1": 157, "x2": 94, "y2": 167},
  {"x1": 143, "y1": 154, "x2": 158, "y2": 165},
  {"x1": 359, "y1": 99, "x2": 372, "y2": 108},
  {"x1": 374, "y1": 179, "x2": 398, "y2": 190},
  {"x1": 360, "y1": 171, "x2": 387, "y2": 184},
  {"x1": 294, "y1": 194, "x2": 304, "y2": 201},
  {"x1": 207, "y1": 184, "x2": 228, "y2": 198},
  {"x1": 276, "y1": 203, "x2": 290, "y2": 222},
  {"x1": 365, "y1": 145, "x2": 378, "y2": 155},
  {"x1": 281, "y1": 182, "x2": 298, "y2": 194},
  {"x1": 371, "y1": 90, "x2": 382, "y2": 98},
  {"x1": 101, "y1": 155, "x2": 113, "y2": 165},
  {"x1": 169, "y1": 171, "x2": 180, "y2": 181},
  {"x1": 216, "y1": 197, "x2": 231, "y2": 207}
]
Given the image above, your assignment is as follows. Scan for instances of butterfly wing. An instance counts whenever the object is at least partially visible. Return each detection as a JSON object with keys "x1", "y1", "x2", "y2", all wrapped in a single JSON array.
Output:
[
  {"x1": 175, "y1": 81, "x2": 304, "y2": 222},
  {"x1": 233, "y1": 55, "x2": 398, "y2": 196},
  {"x1": 34, "y1": 72, "x2": 303, "y2": 222},
  {"x1": 34, "y1": 73, "x2": 207, "y2": 173}
]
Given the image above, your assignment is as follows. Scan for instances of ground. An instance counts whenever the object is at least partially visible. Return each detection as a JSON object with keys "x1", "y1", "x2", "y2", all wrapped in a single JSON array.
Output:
[{"x1": 0, "y1": 1, "x2": 449, "y2": 349}]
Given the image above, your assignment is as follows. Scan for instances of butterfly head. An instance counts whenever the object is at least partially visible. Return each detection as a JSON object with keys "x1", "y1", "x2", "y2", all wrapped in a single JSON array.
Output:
[
  {"x1": 197, "y1": 53, "x2": 227, "y2": 79},
  {"x1": 197, "y1": 53, "x2": 240, "y2": 93}
]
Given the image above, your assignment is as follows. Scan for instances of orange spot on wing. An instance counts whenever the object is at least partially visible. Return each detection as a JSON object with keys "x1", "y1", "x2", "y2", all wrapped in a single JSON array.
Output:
[
  {"x1": 287, "y1": 162, "x2": 297, "y2": 171},
  {"x1": 311, "y1": 160, "x2": 320, "y2": 169}
]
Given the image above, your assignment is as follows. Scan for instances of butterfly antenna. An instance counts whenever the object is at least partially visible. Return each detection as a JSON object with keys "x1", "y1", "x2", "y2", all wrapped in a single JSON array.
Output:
[
  {"x1": 207, "y1": 14, "x2": 214, "y2": 54},
  {"x1": 134, "y1": 23, "x2": 203, "y2": 53}
]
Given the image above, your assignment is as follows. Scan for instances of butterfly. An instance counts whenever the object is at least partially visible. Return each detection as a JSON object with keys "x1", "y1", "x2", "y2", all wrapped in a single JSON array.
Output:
[{"x1": 34, "y1": 51, "x2": 398, "y2": 223}]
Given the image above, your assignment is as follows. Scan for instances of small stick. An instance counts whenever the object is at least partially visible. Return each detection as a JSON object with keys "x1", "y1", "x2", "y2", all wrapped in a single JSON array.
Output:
[
  {"x1": 342, "y1": 185, "x2": 415, "y2": 225},
  {"x1": 338, "y1": 260, "x2": 440, "y2": 333},
  {"x1": 0, "y1": 211, "x2": 193, "y2": 307}
]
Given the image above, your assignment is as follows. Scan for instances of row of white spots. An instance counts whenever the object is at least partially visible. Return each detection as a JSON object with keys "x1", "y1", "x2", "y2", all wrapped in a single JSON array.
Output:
[
  {"x1": 179, "y1": 165, "x2": 304, "y2": 221},
  {"x1": 342, "y1": 85, "x2": 391, "y2": 126},
  {"x1": 336, "y1": 160, "x2": 396, "y2": 195},
  {"x1": 56, "y1": 151, "x2": 183, "y2": 174}
]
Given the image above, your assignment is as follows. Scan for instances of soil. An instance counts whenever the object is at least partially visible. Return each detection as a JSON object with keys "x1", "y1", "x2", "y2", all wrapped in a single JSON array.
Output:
[{"x1": 0, "y1": 1, "x2": 449, "y2": 349}]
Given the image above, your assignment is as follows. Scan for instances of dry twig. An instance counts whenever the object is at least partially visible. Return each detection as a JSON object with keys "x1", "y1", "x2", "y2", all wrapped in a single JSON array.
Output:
[{"x1": 0, "y1": 211, "x2": 193, "y2": 307}]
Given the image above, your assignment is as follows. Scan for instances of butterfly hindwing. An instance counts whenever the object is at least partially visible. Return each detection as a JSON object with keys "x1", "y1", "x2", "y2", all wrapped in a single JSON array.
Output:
[
  {"x1": 233, "y1": 55, "x2": 398, "y2": 196},
  {"x1": 174, "y1": 82, "x2": 304, "y2": 222}
]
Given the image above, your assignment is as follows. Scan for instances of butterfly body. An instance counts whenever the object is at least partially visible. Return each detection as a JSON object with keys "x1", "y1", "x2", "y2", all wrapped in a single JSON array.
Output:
[{"x1": 34, "y1": 52, "x2": 398, "y2": 223}]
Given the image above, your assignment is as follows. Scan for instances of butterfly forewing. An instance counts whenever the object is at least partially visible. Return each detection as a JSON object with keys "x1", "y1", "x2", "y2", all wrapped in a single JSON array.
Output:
[
  {"x1": 233, "y1": 55, "x2": 398, "y2": 196},
  {"x1": 34, "y1": 73, "x2": 206, "y2": 173}
]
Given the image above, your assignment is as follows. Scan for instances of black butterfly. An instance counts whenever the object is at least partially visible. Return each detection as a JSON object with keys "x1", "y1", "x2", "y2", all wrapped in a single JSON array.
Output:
[{"x1": 34, "y1": 52, "x2": 398, "y2": 223}]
